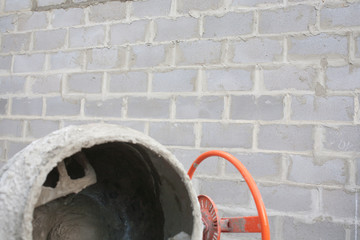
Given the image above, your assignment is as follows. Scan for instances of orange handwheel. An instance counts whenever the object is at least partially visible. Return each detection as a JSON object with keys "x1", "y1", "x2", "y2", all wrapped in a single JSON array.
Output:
[{"x1": 188, "y1": 150, "x2": 270, "y2": 240}]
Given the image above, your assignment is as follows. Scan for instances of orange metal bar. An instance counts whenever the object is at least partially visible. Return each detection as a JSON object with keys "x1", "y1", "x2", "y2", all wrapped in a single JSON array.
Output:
[
  {"x1": 188, "y1": 150, "x2": 270, "y2": 240},
  {"x1": 220, "y1": 216, "x2": 261, "y2": 233}
]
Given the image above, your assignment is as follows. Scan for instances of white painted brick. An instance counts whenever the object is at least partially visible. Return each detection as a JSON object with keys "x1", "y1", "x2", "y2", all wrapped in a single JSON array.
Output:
[
  {"x1": 232, "y1": 0, "x2": 280, "y2": 7},
  {"x1": 263, "y1": 65, "x2": 317, "y2": 90},
  {"x1": 46, "y1": 96, "x2": 81, "y2": 116},
  {"x1": 0, "y1": 15, "x2": 16, "y2": 33},
  {"x1": 177, "y1": 0, "x2": 223, "y2": 13},
  {"x1": 30, "y1": 74, "x2": 62, "y2": 94},
  {"x1": 131, "y1": 44, "x2": 167, "y2": 68},
  {"x1": 69, "y1": 26, "x2": 106, "y2": 48},
  {"x1": 176, "y1": 40, "x2": 222, "y2": 65},
  {"x1": 357, "y1": 36, "x2": 360, "y2": 58},
  {"x1": 324, "y1": 126, "x2": 360, "y2": 152},
  {"x1": 232, "y1": 38, "x2": 282, "y2": 63},
  {"x1": 0, "y1": 76, "x2": 26, "y2": 94},
  {"x1": 288, "y1": 34, "x2": 347, "y2": 60},
  {"x1": 0, "y1": 99, "x2": 8, "y2": 115},
  {"x1": 205, "y1": 69, "x2": 253, "y2": 92},
  {"x1": 0, "y1": 119, "x2": 23, "y2": 137},
  {"x1": 291, "y1": 95, "x2": 353, "y2": 121},
  {"x1": 326, "y1": 66, "x2": 360, "y2": 90},
  {"x1": 85, "y1": 98, "x2": 123, "y2": 117},
  {"x1": 103, "y1": 120, "x2": 145, "y2": 133},
  {"x1": 351, "y1": 225, "x2": 360, "y2": 240},
  {"x1": 88, "y1": 1, "x2": 126, "y2": 22},
  {"x1": 323, "y1": 189, "x2": 357, "y2": 218},
  {"x1": 87, "y1": 48, "x2": 127, "y2": 70},
  {"x1": 259, "y1": 184, "x2": 313, "y2": 212},
  {"x1": 283, "y1": 217, "x2": 346, "y2": 240},
  {"x1": 38, "y1": 0, "x2": 66, "y2": 7},
  {"x1": 67, "y1": 73, "x2": 103, "y2": 94},
  {"x1": 231, "y1": 95, "x2": 283, "y2": 120},
  {"x1": 62, "y1": 119, "x2": 101, "y2": 127},
  {"x1": 149, "y1": 122, "x2": 195, "y2": 146},
  {"x1": 357, "y1": 159, "x2": 360, "y2": 185},
  {"x1": 109, "y1": 72, "x2": 148, "y2": 93},
  {"x1": 13, "y1": 54, "x2": 45, "y2": 73},
  {"x1": 4, "y1": 0, "x2": 31, "y2": 12},
  {"x1": 50, "y1": 51, "x2": 84, "y2": 70},
  {"x1": 34, "y1": 29, "x2": 66, "y2": 51},
  {"x1": 201, "y1": 123, "x2": 253, "y2": 148},
  {"x1": 259, "y1": 5, "x2": 316, "y2": 34},
  {"x1": 155, "y1": 17, "x2": 199, "y2": 42},
  {"x1": 0, "y1": 56, "x2": 11, "y2": 73},
  {"x1": 18, "y1": 12, "x2": 48, "y2": 31},
  {"x1": 7, "y1": 141, "x2": 30, "y2": 159},
  {"x1": 203, "y1": 12, "x2": 253, "y2": 38},
  {"x1": 152, "y1": 69, "x2": 197, "y2": 92},
  {"x1": 26, "y1": 120, "x2": 59, "y2": 138},
  {"x1": 127, "y1": 97, "x2": 170, "y2": 119},
  {"x1": 52, "y1": 8, "x2": 85, "y2": 28},
  {"x1": 11, "y1": 97, "x2": 43, "y2": 116},
  {"x1": 0, "y1": 141, "x2": 5, "y2": 159},
  {"x1": 176, "y1": 96, "x2": 224, "y2": 119},
  {"x1": 258, "y1": 125, "x2": 313, "y2": 151},
  {"x1": 321, "y1": 3, "x2": 360, "y2": 29},
  {"x1": 110, "y1": 20, "x2": 149, "y2": 45},
  {"x1": 288, "y1": 155, "x2": 346, "y2": 185},
  {"x1": 1, "y1": 33, "x2": 31, "y2": 53},
  {"x1": 131, "y1": 0, "x2": 171, "y2": 18}
]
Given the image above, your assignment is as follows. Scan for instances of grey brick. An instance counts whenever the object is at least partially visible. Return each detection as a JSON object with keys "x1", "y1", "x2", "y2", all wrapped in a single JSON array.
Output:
[
  {"x1": 110, "y1": 20, "x2": 149, "y2": 45},
  {"x1": 50, "y1": 51, "x2": 84, "y2": 70},
  {"x1": 225, "y1": 152, "x2": 281, "y2": 180},
  {"x1": 34, "y1": 29, "x2": 67, "y2": 51},
  {"x1": 62, "y1": 119, "x2": 101, "y2": 127},
  {"x1": 26, "y1": 120, "x2": 59, "y2": 138},
  {"x1": 0, "y1": 141, "x2": 5, "y2": 159},
  {"x1": 288, "y1": 34, "x2": 347, "y2": 60},
  {"x1": 0, "y1": 76, "x2": 26, "y2": 94},
  {"x1": 177, "y1": 0, "x2": 222, "y2": 13},
  {"x1": 31, "y1": 74, "x2": 62, "y2": 94},
  {"x1": 152, "y1": 69, "x2": 196, "y2": 92},
  {"x1": 84, "y1": 98, "x2": 123, "y2": 117},
  {"x1": 132, "y1": 0, "x2": 171, "y2": 18},
  {"x1": 263, "y1": 65, "x2": 317, "y2": 90},
  {"x1": 13, "y1": 54, "x2": 45, "y2": 73},
  {"x1": 0, "y1": 99, "x2": 8, "y2": 115},
  {"x1": 283, "y1": 217, "x2": 346, "y2": 240},
  {"x1": 176, "y1": 96, "x2": 224, "y2": 119},
  {"x1": 4, "y1": 0, "x2": 31, "y2": 12},
  {"x1": 18, "y1": 12, "x2": 48, "y2": 31},
  {"x1": 149, "y1": 122, "x2": 195, "y2": 146},
  {"x1": 52, "y1": 8, "x2": 85, "y2": 28},
  {"x1": 1, "y1": 33, "x2": 31, "y2": 53},
  {"x1": 131, "y1": 44, "x2": 166, "y2": 68},
  {"x1": 176, "y1": 40, "x2": 222, "y2": 65},
  {"x1": 201, "y1": 123, "x2": 253, "y2": 148},
  {"x1": 206, "y1": 69, "x2": 253, "y2": 91},
  {"x1": 326, "y1": 66, "x2": 360, "y2": 90},
  {"x1": 155, "y1": 17, "x2": 199, "y2": 42},
  {"x1": 0, "y1": 120, "x2": 23, "y2": 137},
  {"x1": 12, "y1": 97, "x2": 43, "y2": 116},
  {"x1": 259, "y1": 5, "x2": 315, "y2": 34},
  {"x1": 259, "y1": 184, "x2": 312, "y2": 212},
  {"x1": 46, "y1": 96, "x2": 81, "y2": 116},
  {"x1": 7, "y1": 141, "x2": 30, "y2": 159},
  {"x1": 288, "y1": 155, "x2": 346, "y2": 185},
  {"x1": 350, "y1": 225, "x2": 360, "y2": 240},
  {"x1": 0, "y1": 56, "x2": 11, "y2": 73},
  {"x1": 109, "y1": 72, "x2": 147, "y2": 93},
  {"x1": 127, "y1": 97, "x2": 170, "y2": 119},
  {"x1": 323, "y1": 189, "x2": 357, "y2": 218},
  {"x1": 88, "y1": 1, "x2": 126, "y2": 22},
  {"x1": 324, "y1": 126, "x2": 360, "y2": 152},
  {"x1": 104, "y1": 120, "x2": 145, "y2": 132},
  {"x1": 232, "y1": 0, "x2": 280, "y2": 7},
  {"x1": 38, "y1": 0, "x2": 66, "y2": 7},
  {"x1": 0, "y1": 15, "x2": 15, "y2": 33},
  {"x1": 204, "y1": 12, "x2": 253, "y2": 38},
  {"x1": 321, "y1": 3, "x2": 360, "y2": 29},
  {"x1": 357, "y1": 36, "x2": 360, "y2": 58},
  {"x1": 258, "y1": 125, "x2": 313, "y2": 151},
  {"x1": 232, "y1": 38, "x2": 282, "y2": 63},
  {"x1": 67, "y1": 73, "x2": 103, "y2": 94},
  {"x1": 357, "y1": 159, "x2": 360, "y2": 185},
  {"x1": 69, "y1": 26, "x2": 105, "y2": 48},
  {"x1": 291, "y1": 95, "x2": 353, "y2": 121},
  {"x1": 87, "y1": 48, "x2": 126, "y2": 70},
  {"x1": 231, "y1": 95, "x2": 284, "y2": 120}
]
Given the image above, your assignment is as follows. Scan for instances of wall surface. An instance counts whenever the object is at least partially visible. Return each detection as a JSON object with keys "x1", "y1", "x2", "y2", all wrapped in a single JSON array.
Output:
[{"x1": 0, "y1": 0, "x2": 359, "y2": 239}]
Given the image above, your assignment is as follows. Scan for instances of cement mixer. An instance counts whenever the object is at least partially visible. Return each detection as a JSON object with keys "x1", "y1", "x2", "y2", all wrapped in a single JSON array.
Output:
[{"x1": 0, "y1": 124, "x2": 269, "y2": 240}]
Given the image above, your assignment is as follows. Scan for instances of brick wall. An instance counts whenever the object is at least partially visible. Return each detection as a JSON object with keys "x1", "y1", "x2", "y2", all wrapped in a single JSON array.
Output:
[{"x1": 0, "y1": 0, "x2": 359, "y2": 239}]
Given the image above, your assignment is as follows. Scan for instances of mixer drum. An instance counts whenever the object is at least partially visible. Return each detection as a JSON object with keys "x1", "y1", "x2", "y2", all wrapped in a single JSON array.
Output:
[{"x1": 0, "y1": 124, "x2": 202, "y2": 240}]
